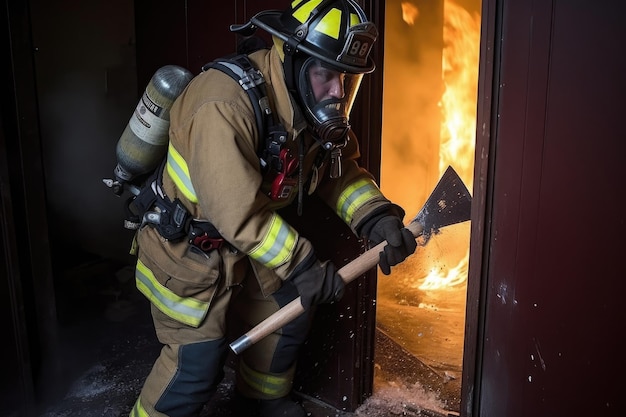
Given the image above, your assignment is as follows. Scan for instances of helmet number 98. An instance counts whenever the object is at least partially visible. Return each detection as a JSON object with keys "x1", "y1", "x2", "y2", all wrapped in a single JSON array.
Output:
[
  {"x1": 349, "y1": 40, "x2": 369, "y2": 57},
  {"x1": 349, "y1": 40, "x2": 370, "y2": 58}
]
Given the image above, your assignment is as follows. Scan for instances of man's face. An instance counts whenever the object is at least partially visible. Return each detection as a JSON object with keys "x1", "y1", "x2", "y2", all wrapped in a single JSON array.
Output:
[
  {"x1": 297, "y1": 57, "x2": 363, "y2": 142},
  {"x1": 308, "y1": 62, "x2": 346, "y2": 103}
]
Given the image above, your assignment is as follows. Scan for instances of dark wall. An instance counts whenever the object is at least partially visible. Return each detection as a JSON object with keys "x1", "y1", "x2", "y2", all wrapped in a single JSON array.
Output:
[
  {"x1": 29, "y1": 0, "x2": 139, "y2": 267},
  {"x1": 465, "y1": 0, "x2": 626, "y2": 415},
  {"x1": 134, "y1": 1, "x2": 288, "y2": 89},
  {"x1": 2, "y1": 0, "x2": 58, "y2": 414}
]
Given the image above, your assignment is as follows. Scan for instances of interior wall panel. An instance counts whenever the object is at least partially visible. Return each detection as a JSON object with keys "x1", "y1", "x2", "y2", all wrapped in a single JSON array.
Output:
[{"x1": 475, "y1": 0, "x2": 626, "y2": 415}]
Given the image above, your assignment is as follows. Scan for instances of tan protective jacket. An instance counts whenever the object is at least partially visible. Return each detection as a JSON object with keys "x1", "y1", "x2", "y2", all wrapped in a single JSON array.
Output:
[{"x1": 138, "y1": 46, "x2": 392, "y2": 301}]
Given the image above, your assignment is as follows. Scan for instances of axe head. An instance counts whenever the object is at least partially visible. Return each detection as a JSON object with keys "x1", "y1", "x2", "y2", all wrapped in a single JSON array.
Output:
[{"x1": 414, "y1": 166, "x2": 472, "y2": 241}]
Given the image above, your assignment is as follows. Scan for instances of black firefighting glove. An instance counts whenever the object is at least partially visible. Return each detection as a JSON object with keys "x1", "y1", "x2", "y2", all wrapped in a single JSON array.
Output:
[
  {"x1": 290, "y1": 258, "x2": 345, "y2": 310},
  {"x1": 359, "y1": 204, "x2": 418, "y2": 275}
]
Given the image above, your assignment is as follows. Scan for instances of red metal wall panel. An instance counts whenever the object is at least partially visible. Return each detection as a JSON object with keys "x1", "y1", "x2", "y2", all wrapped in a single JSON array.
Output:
[{"x1": 470, "y1": 0, "x2": 626, "y2": 415}]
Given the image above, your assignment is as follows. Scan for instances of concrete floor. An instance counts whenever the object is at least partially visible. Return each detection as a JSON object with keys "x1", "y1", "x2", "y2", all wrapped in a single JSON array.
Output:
[{"x1": 35, "y1": 258, "x2": 457, "y2": 417}]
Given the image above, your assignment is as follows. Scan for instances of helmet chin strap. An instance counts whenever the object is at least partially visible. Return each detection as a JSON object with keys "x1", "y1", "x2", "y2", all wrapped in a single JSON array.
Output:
[{"x1": 282, "y1": 40, "x2": 300, "y2": 95}]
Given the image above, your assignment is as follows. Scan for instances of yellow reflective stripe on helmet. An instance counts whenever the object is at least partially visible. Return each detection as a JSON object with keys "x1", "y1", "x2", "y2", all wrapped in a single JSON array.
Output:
[
  {"x1": 239, "y1": 360, "x2": 292, "y2": 398},
  {"x1": 315, "y1": 8, "x2": 342, "y2": 39},
  {"x1": 336, "y1": 178, "x2": 382, "y2": 224},
  {"x1": 135, "y1": 259, "x2": 209, "y2": 327},
  {"x1": 292, "y1": 2, "x2": 364, "y2": 38},
  {"x1": 248, "y1": 214, "x2": 297, "y2": 269},
  {"x1": 350, "y1": 12, "x2": 360, "y2": 26},
  {"x1": 129, "y1": 398, "x2": 149, "y2": 417},
  {"x1": 166, "y1": 142, "x2": 198, "y2": 203},
  {"x1": 292, "y1": 0, "x2": 323, "y2": 23}
]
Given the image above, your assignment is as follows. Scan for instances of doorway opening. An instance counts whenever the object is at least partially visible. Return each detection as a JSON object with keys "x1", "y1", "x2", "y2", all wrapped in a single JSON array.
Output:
[{"x1": 371, "y1": 0, "x2": 481, "y2": 414}]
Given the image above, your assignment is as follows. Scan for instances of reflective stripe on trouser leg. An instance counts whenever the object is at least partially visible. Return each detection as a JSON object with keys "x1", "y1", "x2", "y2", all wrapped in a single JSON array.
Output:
[
  {"x1": 130, "y1": 282, "x2": 235, "y2": 417},
  {"x1": 234, "y1": 278, "x2": 314, "y2": 399},
  {"x1": 130, "y1": 338, "x2": 228, "y2": 417},
  {"x1": 238, "y1": 359, "x2": 297, "y2": 399}
]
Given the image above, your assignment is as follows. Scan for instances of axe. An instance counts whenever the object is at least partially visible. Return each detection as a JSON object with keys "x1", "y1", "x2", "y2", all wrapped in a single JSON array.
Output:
[{"x1": 230, "y1": 165, "x2": 472, "y2": 355}]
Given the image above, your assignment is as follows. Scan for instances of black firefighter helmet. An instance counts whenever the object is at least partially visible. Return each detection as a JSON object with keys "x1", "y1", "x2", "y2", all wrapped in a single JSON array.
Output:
[{"x1": 231, "y1": 0, "x2": 378, "y2": 147}]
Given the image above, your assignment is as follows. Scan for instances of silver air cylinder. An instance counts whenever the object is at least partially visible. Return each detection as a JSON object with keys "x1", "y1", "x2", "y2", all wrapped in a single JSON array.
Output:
[{"x1": 114, "y1": 65, "x2": 194, "y2": 184}]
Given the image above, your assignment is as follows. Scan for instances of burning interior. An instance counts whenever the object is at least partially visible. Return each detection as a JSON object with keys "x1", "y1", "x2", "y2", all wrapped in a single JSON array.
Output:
[{"x1": 371, "y1": 0, "x2": 481, "y2": 414}]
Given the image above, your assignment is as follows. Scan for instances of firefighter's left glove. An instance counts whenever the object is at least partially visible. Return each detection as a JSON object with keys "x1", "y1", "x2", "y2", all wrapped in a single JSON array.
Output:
[
  {"x1": 360, "y1": 205, "x2": 417, "y2": 275},
  {"x1": 290, "y1": 260, "x2": 345, "y2": 310}
]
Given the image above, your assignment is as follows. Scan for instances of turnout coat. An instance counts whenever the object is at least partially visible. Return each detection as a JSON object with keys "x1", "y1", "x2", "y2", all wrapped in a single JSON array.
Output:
[{"x1": 134, "y1": 46, "x2": 393, "y2": 328}]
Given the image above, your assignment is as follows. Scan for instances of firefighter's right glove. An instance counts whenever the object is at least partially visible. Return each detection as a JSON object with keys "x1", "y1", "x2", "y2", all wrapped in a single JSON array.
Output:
[
  {"x1": 290, "y1": 260, "x2": 345, "y2": 310},
  {"x1": 371, "y1": 219, "x2": 417, "y2": 275},
  {"x1": 359, "y1": 205, "x2": 418, "y2": 275}
]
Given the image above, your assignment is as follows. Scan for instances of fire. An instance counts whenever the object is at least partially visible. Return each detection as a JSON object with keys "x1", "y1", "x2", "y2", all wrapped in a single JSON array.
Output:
[
  {"x1": 438, "y1": 0, "x2": 481, "y2": 185},
  {"x1": 401, "y1": 2, "x2": 420, "y2": 26},
  {"x1": 418, "y1": 249, "x2": 470, "y2": 290},
  {"x1": 418, "y1": 0, "x2": 480, "y2": 291}
]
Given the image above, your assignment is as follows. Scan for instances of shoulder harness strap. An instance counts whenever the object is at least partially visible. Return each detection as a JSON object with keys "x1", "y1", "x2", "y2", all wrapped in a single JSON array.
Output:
[{"x1": 202, "y1": 54, "x2": 287, "y2": 172}]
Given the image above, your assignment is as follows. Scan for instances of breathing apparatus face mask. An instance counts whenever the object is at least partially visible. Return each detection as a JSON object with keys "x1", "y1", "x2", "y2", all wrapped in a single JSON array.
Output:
[{"x1": 297, "y1": 57, "x2": 364, "y2": 148}]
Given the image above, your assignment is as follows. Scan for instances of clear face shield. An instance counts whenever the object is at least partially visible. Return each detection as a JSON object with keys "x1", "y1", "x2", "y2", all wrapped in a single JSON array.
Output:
[{"x1": 298, "y1": 57, "x2": 363, "y2": 148}]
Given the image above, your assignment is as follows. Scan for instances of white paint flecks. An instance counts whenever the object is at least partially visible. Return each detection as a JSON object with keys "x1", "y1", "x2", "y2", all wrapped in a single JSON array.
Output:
[
  {"x1": 496, "y1": 282, "x2": 508, "y2": 304},
  {"x1": 533, "y1": 338, "x2": 547, "y2": 371}
]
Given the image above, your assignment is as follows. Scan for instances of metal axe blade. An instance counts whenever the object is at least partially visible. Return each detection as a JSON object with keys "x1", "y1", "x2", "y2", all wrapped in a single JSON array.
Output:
[{"x1": 414, "y1": 165, "x2": 473, "y2": 243}]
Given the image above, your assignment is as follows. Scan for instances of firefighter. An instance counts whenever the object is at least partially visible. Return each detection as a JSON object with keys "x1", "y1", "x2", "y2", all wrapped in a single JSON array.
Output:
[{"x1": 129, "y1": 1, "x2": 417, "y2": 416}]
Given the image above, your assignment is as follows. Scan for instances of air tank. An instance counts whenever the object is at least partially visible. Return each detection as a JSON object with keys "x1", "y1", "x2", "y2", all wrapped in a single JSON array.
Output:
[{"x1": 114, "y1": 65, "x2": 194, "y2": 184}]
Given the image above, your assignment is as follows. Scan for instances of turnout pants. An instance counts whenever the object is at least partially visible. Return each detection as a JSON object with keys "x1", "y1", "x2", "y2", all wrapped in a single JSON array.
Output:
[{"x1": 129, "y1": 232, "x2": 312, "y2": 417}]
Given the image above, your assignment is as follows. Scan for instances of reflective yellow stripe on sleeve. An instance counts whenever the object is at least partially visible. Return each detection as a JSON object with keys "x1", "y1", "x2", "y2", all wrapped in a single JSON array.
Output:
[
  {"x1": 129, "y1": 398, "x2": 149, "y2": 417},
  {"x1": 135, "y1": 259, "x2": 209, "y2": 327},
  {"x1": 336, "y1": 178, "x2": 383, "y2": 224},
  {"x1": 166, "y1": 142, "x2": 198, "y2": 203},
  {"x1": 248, "y1": 213, "x2": 297, "y2": 269}
]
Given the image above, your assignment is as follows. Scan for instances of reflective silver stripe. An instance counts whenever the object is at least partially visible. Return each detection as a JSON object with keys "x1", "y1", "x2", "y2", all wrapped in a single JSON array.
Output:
[{"x1": 135, "y1": 259, "x2": 208, "y2": 327}]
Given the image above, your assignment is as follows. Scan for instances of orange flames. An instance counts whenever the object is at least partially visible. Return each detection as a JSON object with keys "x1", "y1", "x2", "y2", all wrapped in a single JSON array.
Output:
[
  {"x1": 418, "y1": 0, "x2": 479, "y2": 291},
  {"x1": 401, "y1": 2, "x2": 420, "y2": 25},
  {"x1": 374, "y1": 0, "x2": 482, "y2": 380},
  {"x1": 388, "y1": 1, "x2": 480, "y2": 291},
  {"x1": 438, "y1": 0, "x2": 480, "y2": 185}
]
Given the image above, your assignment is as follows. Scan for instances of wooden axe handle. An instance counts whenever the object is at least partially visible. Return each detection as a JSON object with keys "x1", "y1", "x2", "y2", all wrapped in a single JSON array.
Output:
[{"x1": 229, "y1": 221, "x2": 424, "y2": 354}]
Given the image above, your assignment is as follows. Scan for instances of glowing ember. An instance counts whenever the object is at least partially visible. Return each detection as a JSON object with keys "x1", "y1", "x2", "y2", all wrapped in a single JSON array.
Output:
[
  {"x1": 418, "y1": 249, "x2": 470, "y2": 290},
  {"x1": 401, "y1": 2, "x2": 420, "y2": 26}
]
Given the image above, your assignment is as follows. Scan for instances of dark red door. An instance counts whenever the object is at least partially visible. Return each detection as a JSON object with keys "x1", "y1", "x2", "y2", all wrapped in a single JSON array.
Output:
[{"x1": 464, "y1": 0, "x2": 626, "y2": 415}]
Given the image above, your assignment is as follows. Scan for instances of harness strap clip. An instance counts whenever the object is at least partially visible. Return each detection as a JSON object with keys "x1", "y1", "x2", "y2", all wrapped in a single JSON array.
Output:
[{"x1": 188, "y1": 223, "x2": 225, "y2": 252}]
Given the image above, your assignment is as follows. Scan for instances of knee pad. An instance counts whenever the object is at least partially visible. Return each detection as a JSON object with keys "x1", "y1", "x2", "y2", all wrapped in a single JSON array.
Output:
[{"x1": 154, "y1": 338, "x2": 227, "y2": 417}]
